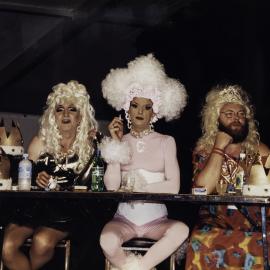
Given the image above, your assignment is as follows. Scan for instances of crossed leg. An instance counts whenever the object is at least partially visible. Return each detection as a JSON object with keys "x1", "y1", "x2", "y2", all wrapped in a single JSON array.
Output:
[
  {"x1": 100, "y1": 217, "x2": 189, "y2": 270},
  {"x1": 140, "y1": 219, "x2": 189, "y2": 270}
]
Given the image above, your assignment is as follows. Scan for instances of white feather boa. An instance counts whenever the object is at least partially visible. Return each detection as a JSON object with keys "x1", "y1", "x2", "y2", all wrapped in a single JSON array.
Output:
[{"x1": 100, "y1": 137, "x2": 131, "y2": 164}]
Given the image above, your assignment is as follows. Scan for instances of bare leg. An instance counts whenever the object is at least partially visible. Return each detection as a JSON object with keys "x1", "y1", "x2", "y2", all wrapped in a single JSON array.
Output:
[
  {"x1": 2, "y1": 223, "x2": 34, "y2": 270},
  {"x1": 100, "y1": 219, "x2": 137, "y2": 268},
  {"x1": 30, "y1": 226, "x2": 68, "y2": 270},
  {"x1": 140, "y1": 219, "x2": 189, "y2": 270}
]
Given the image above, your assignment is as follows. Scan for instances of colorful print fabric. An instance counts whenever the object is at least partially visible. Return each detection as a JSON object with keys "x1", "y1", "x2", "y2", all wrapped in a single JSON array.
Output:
[{"x1": 186, "y1": 151, "x2": 270, "y2": 270}]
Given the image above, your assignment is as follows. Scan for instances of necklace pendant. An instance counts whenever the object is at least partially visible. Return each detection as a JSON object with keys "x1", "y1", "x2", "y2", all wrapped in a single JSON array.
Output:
[{"x1": 136, "y1": 140, "x2": 146, "y2": 153}]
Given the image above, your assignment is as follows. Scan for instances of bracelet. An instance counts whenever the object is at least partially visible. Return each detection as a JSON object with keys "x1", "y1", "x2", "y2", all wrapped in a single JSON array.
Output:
[
  {"x1": 212, "y1": 149, "x2": 225, "y2": 157},
  {"x1": 213, "y1": 147, "x2": 225, "y2": 153}
]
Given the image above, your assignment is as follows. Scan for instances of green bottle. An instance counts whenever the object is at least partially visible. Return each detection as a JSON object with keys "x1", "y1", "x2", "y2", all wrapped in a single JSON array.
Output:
[{"x1": 91, "y1": 149, "x2": 104, "y2": 192}]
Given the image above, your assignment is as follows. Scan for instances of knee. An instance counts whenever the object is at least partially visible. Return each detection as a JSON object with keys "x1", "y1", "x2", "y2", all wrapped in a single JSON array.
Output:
[
  {"x1": 100, "y1": 232, "x2": 122, "y2": 257},
  {"x1": 31, "y1": 233, "x2": 55, "y2": 256},
  {"x1": 166, "y1": 222, "x2": 189, "y2": 246},
  {"x1": 2, "y1": 238, "x2": 21, "y2": 263}
]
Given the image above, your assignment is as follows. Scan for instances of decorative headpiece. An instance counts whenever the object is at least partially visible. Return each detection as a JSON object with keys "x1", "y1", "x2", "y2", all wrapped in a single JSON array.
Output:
[
  {"x1": 215, "y1": 85, "x2": 245, "y2": 107},
  {"x1": 0, "y1": 148, "x2": 12, "y2": 190},
  {"x1": 0, "y1": 119, "x2": 24, "y2": 156},
  {"x1": 0, "y1": 148, "x2": 10, "y2": 179},
  {"x1": 102, "y1": 54, "x2": 187, "y2": 121}
]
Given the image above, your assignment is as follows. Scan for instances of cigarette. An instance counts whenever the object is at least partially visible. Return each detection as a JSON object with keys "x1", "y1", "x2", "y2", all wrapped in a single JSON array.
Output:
[{"x1": 119, "y1": 114, "x2": 122, "y2": 120}]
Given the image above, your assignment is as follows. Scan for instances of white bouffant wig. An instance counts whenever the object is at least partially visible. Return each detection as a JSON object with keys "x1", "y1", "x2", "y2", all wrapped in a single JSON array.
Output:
[
  {"x1": 39, "y1": 80, "x2": 98, "y2": 172},
  {"x1": 197, "y1": 85, "x2": 259, "y2": 155},
  {"x1": 102, "y1": 54, "x2": 187, "y2": 122}
]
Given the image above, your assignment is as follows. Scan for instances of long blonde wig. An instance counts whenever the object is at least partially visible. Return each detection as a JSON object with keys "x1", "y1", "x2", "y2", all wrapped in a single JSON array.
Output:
[
  {"x1": 39, "y1": 80, "x2": 98, "y2": 171},
  {"x1": 196, "y1": 85, "x2": 259, "y2": 155}
]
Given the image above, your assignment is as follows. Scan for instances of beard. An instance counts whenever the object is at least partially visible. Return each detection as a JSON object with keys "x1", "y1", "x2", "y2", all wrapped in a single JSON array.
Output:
[{"x1": 218, "y1": 121, "x2": 249, "y2": 143}]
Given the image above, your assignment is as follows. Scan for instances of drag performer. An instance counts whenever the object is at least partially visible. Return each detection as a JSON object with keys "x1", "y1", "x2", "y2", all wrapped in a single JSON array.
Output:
[
  {"x1": 185, "y1": 85, "x2": 270, "y2": 269},
  {"x1": 99, "y1": 54, "x2": 189, "y2": 270},
  {"x1": 2, "y1": 80, "x2": 98, "y2": 270}
]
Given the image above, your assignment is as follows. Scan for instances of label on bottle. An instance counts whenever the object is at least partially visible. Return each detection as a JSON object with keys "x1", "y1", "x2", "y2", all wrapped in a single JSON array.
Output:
[
  {"x1": 91, "y1": 167, "x2": 104, "y2": 192},
  {"x1": 235, "y1": 171, "x2": 244, "y2": 191},
  {"x1": 18, "y1": 159, "x2": 32, "y2": 191},
  {"x1": 18, "y1": 167, "x2": 32, "y2": 179}
]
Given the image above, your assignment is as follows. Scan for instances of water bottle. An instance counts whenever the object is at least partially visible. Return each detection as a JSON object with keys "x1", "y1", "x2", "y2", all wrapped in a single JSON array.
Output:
[
  {"x1": 18, "y1": 153, "x2": 32, "y2": 191},
  {"x1": 91, "y1": 149, "x2": 104, "y2": 192}
]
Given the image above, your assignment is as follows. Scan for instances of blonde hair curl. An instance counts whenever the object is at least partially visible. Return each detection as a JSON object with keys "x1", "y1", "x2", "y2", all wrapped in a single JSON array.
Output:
[{"x1": 39, "y1": 80, "x2": 98, "y2": 172}]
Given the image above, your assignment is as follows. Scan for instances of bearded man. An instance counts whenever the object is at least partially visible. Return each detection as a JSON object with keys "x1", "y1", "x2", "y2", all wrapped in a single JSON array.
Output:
[{"x1": 185, "y1": 85, "x2": 270, "y2": 269}]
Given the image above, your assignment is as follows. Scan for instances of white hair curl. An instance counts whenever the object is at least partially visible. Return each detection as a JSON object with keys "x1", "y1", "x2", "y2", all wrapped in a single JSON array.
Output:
[
  {"x1": 102, "y1": 54, "x2": 187, "y2": 121},
  {"x1": 39, "y1": 80, "x2": 98, "y2": 172}
]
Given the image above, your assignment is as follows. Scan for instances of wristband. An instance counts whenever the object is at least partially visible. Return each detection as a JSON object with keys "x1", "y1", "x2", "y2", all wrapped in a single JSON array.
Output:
[
  {"x1": 212, "y1": 148, "x2": 225, "y2": 157},
  {"x1": 213, "y1": 147, "x2": 225, "y2": 153}
]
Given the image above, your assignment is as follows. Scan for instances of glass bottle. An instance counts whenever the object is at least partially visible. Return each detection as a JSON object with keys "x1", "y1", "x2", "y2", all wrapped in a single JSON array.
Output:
[
  {"x1": 18, "y1": 153, "x2": 32, "y2": 191},
  {"x1": 91, "y1": 149, "x2": 104, "y2": 192}
]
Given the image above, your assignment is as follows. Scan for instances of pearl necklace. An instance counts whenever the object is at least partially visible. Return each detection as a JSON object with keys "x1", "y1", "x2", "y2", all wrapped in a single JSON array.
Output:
[{"x1": 130, "y1": 128, "x2": 153, "y2": 139}]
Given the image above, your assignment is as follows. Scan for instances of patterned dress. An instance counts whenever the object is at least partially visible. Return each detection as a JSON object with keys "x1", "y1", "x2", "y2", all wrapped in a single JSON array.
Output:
[{"x1": 185, "y1": 150, "x2": 270, "y2": 270}]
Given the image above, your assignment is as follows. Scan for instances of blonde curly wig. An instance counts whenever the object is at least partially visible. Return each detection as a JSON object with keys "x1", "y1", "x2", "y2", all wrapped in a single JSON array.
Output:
[
  {"x1": 39, "y1": 80, "x2": 98, "y2": 172},
  {"x1": 102, "y1": 54, "x2": 187, "y2": 122},
  {"x1": 197, "y1": 85, "x2": 259, "y2": 155}
]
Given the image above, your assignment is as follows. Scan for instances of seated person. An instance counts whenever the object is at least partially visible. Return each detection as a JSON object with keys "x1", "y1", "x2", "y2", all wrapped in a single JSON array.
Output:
[
  {"x1": 185, "y1": 85, "x2": 270, "y2": 269},
  {"x1": 2, "y1": 80, "x2": 98, "y2": 270},
  {"x1": 99, "y1": 54, "x2": 189, "y2": 270}
]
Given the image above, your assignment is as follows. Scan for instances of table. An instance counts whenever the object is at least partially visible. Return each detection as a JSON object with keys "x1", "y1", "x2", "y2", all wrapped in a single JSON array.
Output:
[{"x1": 0, "y1": 191, "x2": 269, "y2": 269}]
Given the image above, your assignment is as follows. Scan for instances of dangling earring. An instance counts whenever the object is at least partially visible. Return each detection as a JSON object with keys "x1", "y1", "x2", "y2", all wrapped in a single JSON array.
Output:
[
  {"x1": 149, "y1": 119, "x2": 154, "y2": 132},
  {"x1": 125, "y1": 111, "x2": 132, "y2": 130},
  {"x1": 76, "y1": 121, "x2": 81, "y2": 133},
  {"x1": 149, "y1": 115, "x2": 157, "y2": 131}
]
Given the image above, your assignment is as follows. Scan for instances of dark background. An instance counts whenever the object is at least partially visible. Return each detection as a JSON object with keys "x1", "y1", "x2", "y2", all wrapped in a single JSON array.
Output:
[{"x1": 0, "y1": 0, "x2": 270, "y2": 269}]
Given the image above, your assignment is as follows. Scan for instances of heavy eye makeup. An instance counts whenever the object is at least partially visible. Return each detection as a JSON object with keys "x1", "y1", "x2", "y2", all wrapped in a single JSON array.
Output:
[
  {"x1": 130, "y1": 103, "x2": 138, "y2": 109},
  {"x1": 55, "y1": 105, "x2": 78, "y2": 113},
  {"x1": 68, "y1": 106, "x2": 78, "y2": 112},
  {"x1": 130, "y1": 102, "x2": 153, "y2": 110},
  {"x1": 145, "y1": 104, "x2": 153, "y2": 110}
]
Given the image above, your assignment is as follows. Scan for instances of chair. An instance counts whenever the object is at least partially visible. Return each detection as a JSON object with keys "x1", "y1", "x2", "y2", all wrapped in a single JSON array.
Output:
[
  {"x1": 0, "y1": 238, "x2": 71, "y2": 270},
  {"x1": 105, "y1": 238, "x2": 177, "y2": 270}
]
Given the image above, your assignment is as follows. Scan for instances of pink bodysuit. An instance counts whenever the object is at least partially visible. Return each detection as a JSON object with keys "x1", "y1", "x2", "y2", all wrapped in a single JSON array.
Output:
[{"x1": 104, "y1": 131, "x2": 180, "y2": 226}]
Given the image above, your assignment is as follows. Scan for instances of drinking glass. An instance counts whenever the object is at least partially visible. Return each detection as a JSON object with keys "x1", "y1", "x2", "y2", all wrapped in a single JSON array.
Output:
[
  {"x1": 216, "y1": 179, "x2": 228, "y2": 195},
  {"x1": 120, "y1": 172, "x2": 135, "y2": 192}
]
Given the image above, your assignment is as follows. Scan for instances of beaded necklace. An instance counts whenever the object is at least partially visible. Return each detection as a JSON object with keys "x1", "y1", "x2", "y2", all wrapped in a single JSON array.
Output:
[{"x1": 130, "y1": 128, "x2": 153, "y2": 139}]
